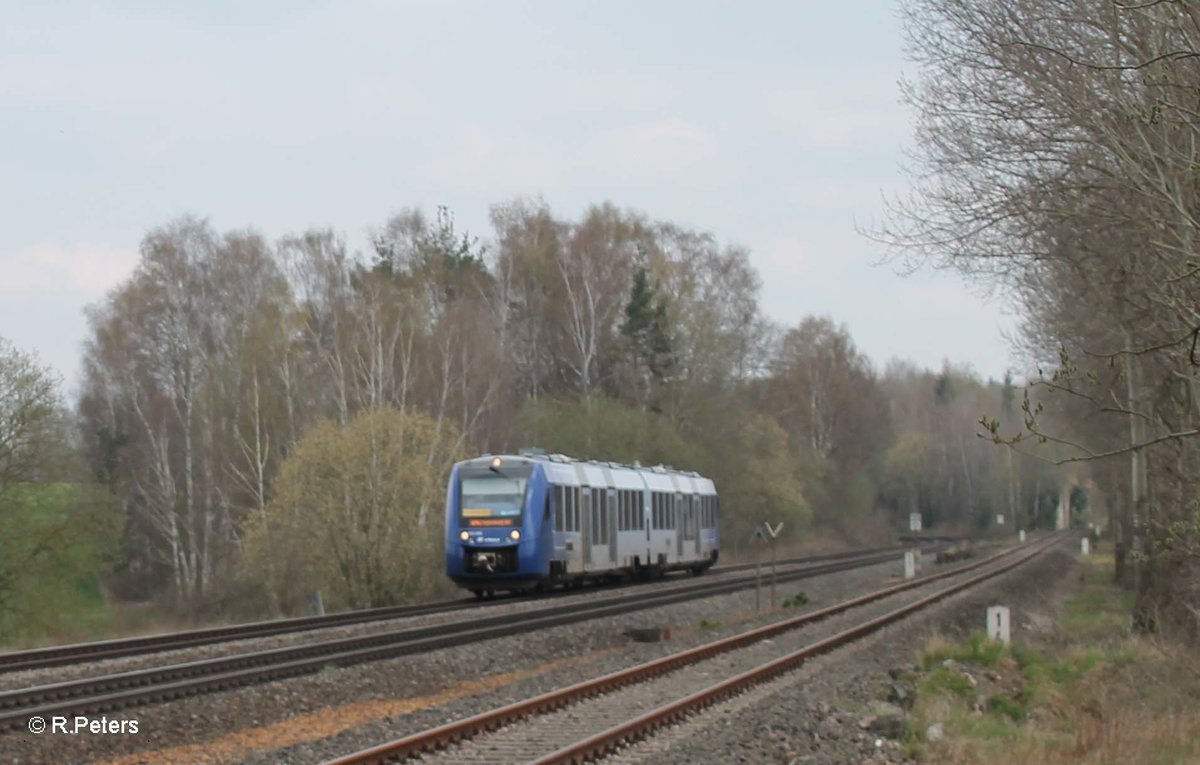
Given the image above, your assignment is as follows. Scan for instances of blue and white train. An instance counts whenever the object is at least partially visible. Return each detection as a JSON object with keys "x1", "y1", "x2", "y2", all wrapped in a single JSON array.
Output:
[{"x1": 444, "y1": 450, "x2": 720, "y2": 597}]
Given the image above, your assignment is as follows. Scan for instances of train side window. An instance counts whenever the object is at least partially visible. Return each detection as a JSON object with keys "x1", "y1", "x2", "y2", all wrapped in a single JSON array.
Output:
[
  {"x1": 602, "y1": 493, "x2": 608, "y2": 542},
  {"x1": 602, "y1": 490, "x2": 610, "y2": 544},
  {"x1": 564, "y1": 486, "x2": 572, "y2": 533},
  {"x1": 593, "y1": 495, "x2": 599, "y2": 540},
  {"x1": 553, "y1": 486, "x2": 563, "y2": 531},
  {"x1": 602, "y1": 490, "x2": 610, "y2": 543}
]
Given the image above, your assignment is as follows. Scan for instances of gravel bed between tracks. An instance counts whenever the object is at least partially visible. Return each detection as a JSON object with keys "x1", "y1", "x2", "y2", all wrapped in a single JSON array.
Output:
[
  {"x1": 0, "y1": 559, "x2": 835, "y2": 695},
  {"x1": 402, "y1": 547, "x2": 1055, "y2": 765},
  {"x1": 609, "y1": 542, "x2": 1078, "y2": 765},
  {"x1": 3, "y1": 554, "x2": 916, "y2": 765}
]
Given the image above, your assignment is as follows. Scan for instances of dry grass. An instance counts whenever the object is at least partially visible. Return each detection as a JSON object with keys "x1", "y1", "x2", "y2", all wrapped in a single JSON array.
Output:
[{"x1": 912, "y1": 545, "x2": 1200, "y2": 765}]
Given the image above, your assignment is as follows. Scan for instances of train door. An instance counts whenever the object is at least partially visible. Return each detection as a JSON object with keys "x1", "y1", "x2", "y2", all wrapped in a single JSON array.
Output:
[
  {"x1": 585, "y1": 491, "x2": 609, "y2": 570},
  {"x1": 581, "y1": 487, "x2": 592, "y2": 568},
  {"x1": 693, "y1": 496, "x2": 701, "y2": 557},
  {"x1": 565, "y1": 486, "x2": 583, "y2": 574},
  {"x1": 643, "y1": 490, "x2": 652, "y2": 566},
  {"x1": 607, "y1": 489, "x2": 618, "y2": 565},
  {"x1": 674, "y1": 493, "x2": 683, "y2": 559},
  {"x1": 586, "y1": 487, "x2": 610, "y2": 571}
]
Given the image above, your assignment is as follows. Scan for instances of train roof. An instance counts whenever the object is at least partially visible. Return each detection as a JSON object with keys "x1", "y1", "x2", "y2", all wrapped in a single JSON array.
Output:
[{"x1": 461, "y1": 450, "x2": 709, "y2": 480}]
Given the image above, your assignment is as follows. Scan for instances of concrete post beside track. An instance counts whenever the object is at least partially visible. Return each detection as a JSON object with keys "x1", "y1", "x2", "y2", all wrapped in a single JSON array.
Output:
[{"x1": 987, "y1": 605, "x2": 1011, "y2": 645}]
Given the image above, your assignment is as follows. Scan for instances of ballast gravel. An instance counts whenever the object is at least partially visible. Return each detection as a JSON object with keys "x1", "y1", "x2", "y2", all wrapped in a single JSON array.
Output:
[
  {"x1": 610, "y1": 543, "x2": 1077, "y2": 765},
  {"x1": 4, "y1": 553, "x2": 912, "y2": 762},
  {"x1": 0, "y1": 541, "x2": 1070, "y2": 765},
  {"x1": 0, "y1": 554, "x2": 853, "y2": 694}
]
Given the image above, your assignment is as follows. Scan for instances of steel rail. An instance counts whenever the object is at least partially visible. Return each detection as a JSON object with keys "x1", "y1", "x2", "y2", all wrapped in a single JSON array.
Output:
[
  {"x1": 532, "y1": 534, "x2": 1063, "y2": 765},
  {"x1": 321, "y1": 535, "x2": 1055, "y2": 765},
  {"x1": 0, "y1": 546, "x2": 919, "y2": 732},
  {"x1": 0, "y1": 545, "x2": 908, "y2": 674}
]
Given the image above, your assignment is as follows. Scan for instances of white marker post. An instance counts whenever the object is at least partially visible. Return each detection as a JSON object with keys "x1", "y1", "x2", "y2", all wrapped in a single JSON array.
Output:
[
  {"x1": 751, "y1": 525, "x2": 767, "y2": 611},
  {"x1": 904, "y1": 550, "x2": 916, "y2": 580},
  {"x1": 765, "y1": 522, "x2": 784, "y2": 608},
  {"x1": 987, "y1": 605, "x2": 1011, "y2": 645},
  {"x1": 1081, "y1": 537, "x2": 1090, "y2": 555},
  {"x1": 909, "y1": 512, "x2": 922, "y2": 532},
  {"x1": 1018, "y1": 530, "x2": 1026, "y2": 543}
]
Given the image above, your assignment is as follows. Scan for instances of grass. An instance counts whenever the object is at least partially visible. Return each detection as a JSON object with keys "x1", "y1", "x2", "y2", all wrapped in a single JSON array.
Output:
[
  {"x1": 907, "y1": 541, "x2": 1200, "y2": 764},
  {"x1": 921, "y1": 631, "x2": 1007, "y2": 669},
  {"x1": 921, "y1": 667, "x2": 977, "y2": 698},
  {"x1": 782, "y1": 591, "x2": 809, "y2": 608}
]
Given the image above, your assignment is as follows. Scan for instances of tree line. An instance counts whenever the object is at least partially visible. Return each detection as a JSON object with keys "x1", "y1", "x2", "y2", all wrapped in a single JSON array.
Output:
[
  {"x1": 887, "y1": 0, "x2": 1200, "y2": 637},
  {"x1": 2, "y1": 197, "x2": 1070, "y2": 636}
]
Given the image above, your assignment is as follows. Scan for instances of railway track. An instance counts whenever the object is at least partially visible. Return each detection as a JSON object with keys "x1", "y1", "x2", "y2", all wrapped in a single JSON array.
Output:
[
  {"x1": 323, "y1": 534, "x2": 1063, "y2": 765},
  {"x1": 0, "y1": 545, "x2": 911, "y2": 675},
  {"x1": 0, "y1": 545, "x2": 922, "y2": 733}
]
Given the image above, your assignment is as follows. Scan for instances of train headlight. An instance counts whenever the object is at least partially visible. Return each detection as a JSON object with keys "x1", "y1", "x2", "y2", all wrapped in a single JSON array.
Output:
[
  {"x1": 510, "y1": 529, "x2": 521, "y2": 541},
  {"x1": 459, "y1": 530, "x2": 470, "y2": 542}
]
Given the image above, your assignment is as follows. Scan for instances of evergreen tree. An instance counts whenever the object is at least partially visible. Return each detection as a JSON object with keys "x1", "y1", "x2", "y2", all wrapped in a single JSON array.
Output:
[{"x1": 621, "y1": 266, "x2": 673, "y2": 390}]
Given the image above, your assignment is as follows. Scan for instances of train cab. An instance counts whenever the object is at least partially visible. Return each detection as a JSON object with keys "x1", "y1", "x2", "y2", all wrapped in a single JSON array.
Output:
[{"x1": 444, "y1": 455, "x2": 551, "y2": 596}]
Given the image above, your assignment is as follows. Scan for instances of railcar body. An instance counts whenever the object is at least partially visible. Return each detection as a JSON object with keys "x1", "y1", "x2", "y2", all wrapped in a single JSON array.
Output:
[{"x1": 444, "y1": 451, "x2": 720, "y2": 596}]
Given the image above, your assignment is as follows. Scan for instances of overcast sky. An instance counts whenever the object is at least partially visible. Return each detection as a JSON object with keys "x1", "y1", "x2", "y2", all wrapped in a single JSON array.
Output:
[{"x1": 1, "y1": 1, "x2": 1020, "y2": 396}]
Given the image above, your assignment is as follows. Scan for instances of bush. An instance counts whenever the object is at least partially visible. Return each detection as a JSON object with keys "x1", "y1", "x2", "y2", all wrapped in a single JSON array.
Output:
[
  {"x1": 0, "y1": 484, "x2": 121, "y2": 643},
  {"x1": 240, "y1": 408, "x2": 464, "y2": 614},
  {"x1": 782, "y1": 591, "x2": 809, "y2": 608}
]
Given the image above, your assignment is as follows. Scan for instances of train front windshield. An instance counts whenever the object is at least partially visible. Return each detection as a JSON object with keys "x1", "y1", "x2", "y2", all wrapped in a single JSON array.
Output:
[{"x1": 460, "y1": 476, "x2": 528, "y2": 521}]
